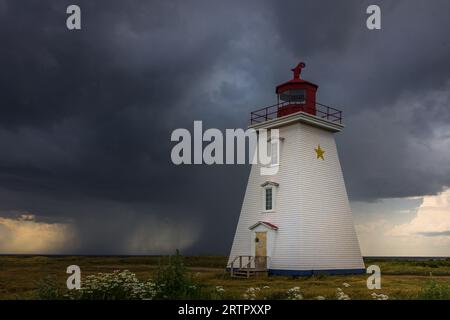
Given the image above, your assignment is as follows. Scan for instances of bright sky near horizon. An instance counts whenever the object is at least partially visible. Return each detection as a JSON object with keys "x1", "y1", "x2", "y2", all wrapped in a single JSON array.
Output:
[{"x1": 2, "y1": 188, "x2": 450, "y2": 256}]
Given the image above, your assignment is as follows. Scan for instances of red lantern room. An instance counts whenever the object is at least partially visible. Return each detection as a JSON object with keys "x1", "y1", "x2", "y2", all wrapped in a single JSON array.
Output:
[
  {"x1": 249, "y1": 62, "x2": 342, "y2": 125},
  {"x1": 276, "y1": 62, "x2": 318, "y2": 117}
]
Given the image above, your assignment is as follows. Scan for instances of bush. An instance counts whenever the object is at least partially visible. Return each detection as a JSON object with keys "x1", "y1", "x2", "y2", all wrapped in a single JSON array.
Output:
[
  {"x1": 36, "y1": 271, "x2": 158, "y2": 300},
  {"x1": 35, "y1": 251, "x2": 211, "y2": 300},
  {"x1": 36, "y1": 275, "x2": 64, "y2": 300},
  {"x1": 67, "y1": 270, "x2": 158, "y2": 300},
  {"x1": 154, "y1": 250, "x2": 209, "y2": 299},
  {"x1": 419, "y1": 278, "x2": 450, "y2": 300}
]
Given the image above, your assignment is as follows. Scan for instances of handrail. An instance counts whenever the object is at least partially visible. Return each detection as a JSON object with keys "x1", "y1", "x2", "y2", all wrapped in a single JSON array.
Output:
[
  {"x1": 229, "y1": 255, "x2": 268, "y2": 270},
  {"x1": 250, "y1": 100, "x2": 343, "y2": 125},
  {"x1": 229, "y1": 255, "x2": 253, "y2": 276},
  {"x1": 229, "y1": 255, "x2": 270, "y2": 277},
  {"x1": 228, "y1": 256, "x2": 239, "y2": 268},
  {"x1": 228, "y1": 255, "x2": 252, "y2": 267},
  {"x1": 244, "y1": 256, "x2": 254, "y2": 269}
]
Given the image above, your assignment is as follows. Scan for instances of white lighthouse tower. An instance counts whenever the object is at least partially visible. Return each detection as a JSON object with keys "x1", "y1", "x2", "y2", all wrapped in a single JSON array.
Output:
[{"x1": 227, "y1": 62, "x2": 364, "y2": 277}]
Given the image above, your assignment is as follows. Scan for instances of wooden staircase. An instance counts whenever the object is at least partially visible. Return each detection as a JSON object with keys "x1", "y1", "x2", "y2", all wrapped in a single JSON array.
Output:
[
  {"x1": 231, "y1": 268, "x2": 256, "y2": 278},
  {"x1": 228, "y1": 256, "x2": 267, "y2": 278}
]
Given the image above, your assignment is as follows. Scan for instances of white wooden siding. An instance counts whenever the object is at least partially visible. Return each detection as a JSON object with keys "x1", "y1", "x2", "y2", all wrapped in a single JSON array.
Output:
[{"x1": 228, "y1": 121, "x2": 364, "y2": 271}]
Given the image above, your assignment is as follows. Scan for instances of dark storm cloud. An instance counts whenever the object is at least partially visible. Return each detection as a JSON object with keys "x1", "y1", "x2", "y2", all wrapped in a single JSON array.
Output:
[
  {"x1": 269, "y1": 0, "x2": 450, "y2": 200},
  {"x1": 0, "y1": 0, "x2": 261, "y2": 254},
  {"x1": 0, "y1": 0, "x2": 450, "y2": 254}
]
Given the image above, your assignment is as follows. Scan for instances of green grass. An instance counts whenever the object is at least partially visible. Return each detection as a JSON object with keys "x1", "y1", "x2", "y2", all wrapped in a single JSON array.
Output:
[
  {"x1": 1, "y1": 255, "x2": 450, "y2": 300},
  {"x1": 364, "y1": 258, "x2": 450, "y2": 276}
]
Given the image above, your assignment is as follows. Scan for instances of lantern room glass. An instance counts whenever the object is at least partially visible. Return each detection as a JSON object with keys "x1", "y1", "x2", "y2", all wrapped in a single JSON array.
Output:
[{"x1": 279, "y1": 89, "x2": 306, "y2": 104}]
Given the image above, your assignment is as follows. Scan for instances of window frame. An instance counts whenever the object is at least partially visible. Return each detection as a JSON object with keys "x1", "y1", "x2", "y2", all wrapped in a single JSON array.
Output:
[{"x1": 262, "y1": 184, "x2": 276, "y2": 213}]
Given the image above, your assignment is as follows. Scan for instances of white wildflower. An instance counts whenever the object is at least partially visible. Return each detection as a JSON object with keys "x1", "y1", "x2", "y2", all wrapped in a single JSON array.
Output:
[
  {"x1": 67, "y1": 270, "x2": 158, "y2": 300},
  {"x1": 215, "y1": 286, "x2": 225, "y2": 293},
  {"x1": 286, "y1": 287, "x2": 303, "y2": 300},
  {"x1": 371, "y1": 292, "x2": 389, "y2": 300},
  {"x1": 336, "y1": 288, "x2": 350, "y2": 300},
  {"x1": 243, "y1": 287, "x2": 260, "y2": 300}
]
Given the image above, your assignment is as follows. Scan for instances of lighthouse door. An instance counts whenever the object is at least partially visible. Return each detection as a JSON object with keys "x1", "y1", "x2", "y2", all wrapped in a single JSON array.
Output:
[{"x1": 255, "y1": 232, "x2": 267, "y2": 270}]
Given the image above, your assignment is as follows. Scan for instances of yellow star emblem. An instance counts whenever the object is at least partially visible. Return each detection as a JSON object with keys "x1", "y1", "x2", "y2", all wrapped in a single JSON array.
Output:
[{"x1": 315, "y1": 145, "x2": 325, "y2": 160}]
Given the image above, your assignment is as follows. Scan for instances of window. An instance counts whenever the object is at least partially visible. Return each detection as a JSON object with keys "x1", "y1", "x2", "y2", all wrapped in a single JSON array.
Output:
[
  {"x1": 279, "y1": 89, "x2": 306, "y2": 103},
  {"x1": 261, "y1": 181, "x2": 278, "y2": 213},
  {"x1": 265, "y1": 187, "x2": 273, "y2": 211}
]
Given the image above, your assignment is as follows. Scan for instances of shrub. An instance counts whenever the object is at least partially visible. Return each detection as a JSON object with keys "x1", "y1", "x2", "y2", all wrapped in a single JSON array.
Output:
[
  {"x1": 66, "y1": 270, "x2": 158, "y2": 300},
  {"x1": 419, "y1": 278, "x2": 450, "y2": 300},
  {"x1": 36, "y1": 275, "x2": 64, "y2": 300},
  {"x1": 36, "y1": 250, "x2": 210, "y2": 300},
  {"x1": 154, "y1": 250, "x2": 209, "y2": 299}
]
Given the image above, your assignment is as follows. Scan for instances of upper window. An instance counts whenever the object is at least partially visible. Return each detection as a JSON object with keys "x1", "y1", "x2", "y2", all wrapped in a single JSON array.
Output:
[{"x1": 265, "y1": 187, "x2": 273, "y2": 211}]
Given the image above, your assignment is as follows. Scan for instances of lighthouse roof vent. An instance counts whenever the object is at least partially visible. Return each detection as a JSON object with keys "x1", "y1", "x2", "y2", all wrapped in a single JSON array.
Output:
[{"x1": 275, "y1": 62, "x2": 318, "y2": 94}]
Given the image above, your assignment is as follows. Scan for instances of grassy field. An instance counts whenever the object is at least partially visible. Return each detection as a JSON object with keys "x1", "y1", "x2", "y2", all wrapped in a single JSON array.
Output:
[{"x1": 1, "y1": 255, "x2": 450, "y2": 300}]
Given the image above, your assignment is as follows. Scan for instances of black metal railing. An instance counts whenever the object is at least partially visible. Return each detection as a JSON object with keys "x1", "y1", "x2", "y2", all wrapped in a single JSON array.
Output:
[{"x1": 250, "y1": 101, "x2": 343, "y2": 125}]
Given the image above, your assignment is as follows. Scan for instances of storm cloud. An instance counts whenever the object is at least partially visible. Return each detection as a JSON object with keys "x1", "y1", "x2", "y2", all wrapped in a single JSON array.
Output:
[{"x1": 0, "y1": 0, "x2": 449, "y2": 254}]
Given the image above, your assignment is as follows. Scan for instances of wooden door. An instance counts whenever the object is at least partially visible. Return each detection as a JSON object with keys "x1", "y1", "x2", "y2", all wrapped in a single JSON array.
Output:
[{"x1": 255, "y1": 232, "x2": 267, "y2": 270}]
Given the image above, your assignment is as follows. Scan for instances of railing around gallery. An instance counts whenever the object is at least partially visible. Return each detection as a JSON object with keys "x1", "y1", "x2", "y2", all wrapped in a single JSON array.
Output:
[{"x1": 250, "y1": 101, "x2": 343, "y2": 125}]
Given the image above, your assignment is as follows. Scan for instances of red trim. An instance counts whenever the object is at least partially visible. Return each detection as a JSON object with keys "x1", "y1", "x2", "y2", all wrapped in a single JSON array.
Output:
[
  {"x1": 276, "y1": 79, "x2": 318, "y2": 93},
  {"x1": 249, "y1": 221, "x2": 279, "y2": 230}
]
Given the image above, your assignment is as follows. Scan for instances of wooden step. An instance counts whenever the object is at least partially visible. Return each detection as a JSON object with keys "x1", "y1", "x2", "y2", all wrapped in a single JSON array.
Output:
[
  {"x1": 231, "y1": 274, "x2": 252, "y2": 278},
  {"x1": 231, "y1": 269, "x2": 256, "y2": 278},
  {"x1": 231, "y1": 274, "x2": 248, "y2": 279},
  {"x1": 232, "y1": 271, "x2": 255, "y2": 276}
]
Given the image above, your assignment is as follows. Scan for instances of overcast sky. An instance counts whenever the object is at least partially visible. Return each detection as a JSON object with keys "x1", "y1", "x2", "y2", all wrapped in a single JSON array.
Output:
[{"x1": 1, "y1": 0, "x2": 450, "y2": 255}]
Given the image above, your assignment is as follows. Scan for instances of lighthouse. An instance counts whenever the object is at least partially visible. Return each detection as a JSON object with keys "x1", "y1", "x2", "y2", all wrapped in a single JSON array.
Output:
[{"x1": 227, "y1": 62, "x2": 365, "y2": 277}]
